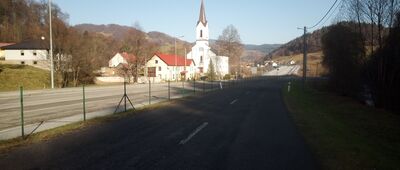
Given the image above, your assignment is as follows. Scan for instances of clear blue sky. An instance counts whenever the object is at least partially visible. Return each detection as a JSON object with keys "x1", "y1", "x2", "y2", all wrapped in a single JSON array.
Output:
[{"x1": 53, "y1": 0, "x2": 341, "y2": 45}]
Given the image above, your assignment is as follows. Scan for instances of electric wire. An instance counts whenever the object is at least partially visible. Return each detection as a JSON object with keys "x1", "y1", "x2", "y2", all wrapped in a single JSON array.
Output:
[{"x1": 307, "y1": 0, "x2": 340, "y2": 29}]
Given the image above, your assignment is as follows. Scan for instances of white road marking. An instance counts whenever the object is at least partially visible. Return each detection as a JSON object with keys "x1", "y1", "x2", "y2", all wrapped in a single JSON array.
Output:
[
  {"x1": 230, "y1": 99, "x2": 238, "y2": 105},
  {"x1": 179, "y1": 122, "x2": 208, "y2": 145}
]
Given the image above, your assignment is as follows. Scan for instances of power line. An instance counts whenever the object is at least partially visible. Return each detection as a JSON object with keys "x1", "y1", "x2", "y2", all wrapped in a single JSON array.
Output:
[
  {"x1": 308, "y1": 0, "x2": 340, "y2": 29},
  {"x1": 320, "y1": 0, "x2": 343, "y2": 27}
]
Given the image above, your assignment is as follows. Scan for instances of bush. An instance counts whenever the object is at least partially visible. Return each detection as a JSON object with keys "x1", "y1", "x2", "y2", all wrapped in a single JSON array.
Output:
[
  {"x1": 321, "y1": 24, "x2": 365, "y2": 97},
  {"x1": 223, "y1": 74, "x2": 231, "y2": 80}
]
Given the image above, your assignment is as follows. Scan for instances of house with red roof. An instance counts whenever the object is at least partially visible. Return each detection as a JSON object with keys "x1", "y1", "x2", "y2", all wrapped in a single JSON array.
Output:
[
  {"x1": 108, "y1": 52, "x2": 136, "y2": 68},
  {"x1": 146, "y1": 53, "x2": 195, "y2": 81}
]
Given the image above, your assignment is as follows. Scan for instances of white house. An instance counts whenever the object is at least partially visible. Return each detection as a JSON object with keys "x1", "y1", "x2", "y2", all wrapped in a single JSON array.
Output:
[
  {"x1": 0, "y1": 43, "x2": 15, "y2": 60},
  {"x1": 2, "y1": 40, "x2": 48, "y2": 65},
  {"x1": 109, "y1": 52, "x2": 136, "y2": 68},
  {"x1": 146, "y1": 53, "x2": 195, "y2": 82},
  {"x1": 186, "y1": 0, "x2": 229, "y2": 78}
]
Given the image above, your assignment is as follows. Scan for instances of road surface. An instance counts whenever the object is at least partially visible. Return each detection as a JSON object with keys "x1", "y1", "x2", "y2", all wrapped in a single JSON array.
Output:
[
  {"x1": 264, "y1": 65, "x2": 300, "y2": 76},
  {"x1": 0, "y1": 81, "x2": 219, "y2": 131},
  {"x1": 0, "y1": 77, "x2": 317, "y2": 169}
]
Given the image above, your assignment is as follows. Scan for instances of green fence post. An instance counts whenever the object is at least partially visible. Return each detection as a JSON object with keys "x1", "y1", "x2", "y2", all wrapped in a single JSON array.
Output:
[
  {"x1": 124, "y1": 82, "x2": 127, "y2": 112},
  {"x1": 149, "y1": 80, "x2": 151, "y2": 105},
  {"x1": 182, "y1": 81, "x2": 185, "y2": 96},
  {"x1": 20, "y1": 86, "x2": 24, "y2": 139},
  {"x1": 83, "y1": 84, "x2": 86, "y2": 121},
  {"x1": 168, "y1": 80, "x2": 170, "y2": 100}
]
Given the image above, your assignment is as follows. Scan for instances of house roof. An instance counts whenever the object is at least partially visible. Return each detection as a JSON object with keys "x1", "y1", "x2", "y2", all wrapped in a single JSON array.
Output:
[
  {"x1": 0, "y1": 43, "x2": 15, "y2": 48},
  {"x1": 155, "y1": 53, "x2": 193, "y2": 66},
  {"x1": 1, "y1": 40, "x2": 49, "y2": 50},
  {"x1": 197, "y1": 0, "x2": 208, "y2": 26},
  {"x1": 119, "y1": 52, "x2": 136, "y2": 63}
]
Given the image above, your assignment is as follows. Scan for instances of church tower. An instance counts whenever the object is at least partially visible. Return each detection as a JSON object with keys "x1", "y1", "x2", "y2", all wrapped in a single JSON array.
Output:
[{"x1": 196, "y1": 0, "x2": 209, "y2": 43}]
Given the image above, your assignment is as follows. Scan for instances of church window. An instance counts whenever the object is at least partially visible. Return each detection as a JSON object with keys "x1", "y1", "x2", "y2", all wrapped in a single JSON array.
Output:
[{"x1": 200, "y1": 30, "x2": 203, "y2": 38}]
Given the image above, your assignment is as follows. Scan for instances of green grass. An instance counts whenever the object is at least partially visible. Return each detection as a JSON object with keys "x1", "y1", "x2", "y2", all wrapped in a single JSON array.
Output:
[
  {"x1": 0, "y1": 64, "x2": 50, "y2": 91},
  {"x1": 283, "y1": 81, "x2": 400, "y2": 170}
]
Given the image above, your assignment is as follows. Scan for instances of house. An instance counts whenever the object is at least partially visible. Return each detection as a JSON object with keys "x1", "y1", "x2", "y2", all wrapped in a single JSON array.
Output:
[
  {"x1": 146, "y1": 53, "x2": 195, "y2": 81},
  {"x1": 186, "y1": 0, "x2": 229, "y2": 78},
  {"x1": 0, "y1": 43, "x2": 15, "y2": 60},
  {"x1": 1, "y1": 40, "x2": 48, "y2": 65},
  {"x1": 109, "y1": 52, "x2": 136, "y2": 68}
]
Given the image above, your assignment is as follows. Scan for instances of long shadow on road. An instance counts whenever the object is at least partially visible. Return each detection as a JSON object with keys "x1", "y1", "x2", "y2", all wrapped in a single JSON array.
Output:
[{"x1": 0, "y1": 78, "x2": 317, "y2": 170}]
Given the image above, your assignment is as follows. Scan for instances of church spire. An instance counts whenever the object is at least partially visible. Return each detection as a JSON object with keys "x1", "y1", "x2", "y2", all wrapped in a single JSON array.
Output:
[{"x1": 198, "y1": 0, "x2": 207, "y2": 26}]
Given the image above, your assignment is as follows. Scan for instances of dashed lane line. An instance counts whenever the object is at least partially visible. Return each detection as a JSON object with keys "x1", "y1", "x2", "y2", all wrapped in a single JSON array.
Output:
[{"x1": 179, "y1": 122, "x2": 209, "y2": 145}]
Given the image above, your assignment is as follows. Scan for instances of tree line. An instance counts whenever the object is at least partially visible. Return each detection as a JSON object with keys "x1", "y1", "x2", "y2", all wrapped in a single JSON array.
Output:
[
  {"x1": 321, "y1": 0, "x2": 400, "y2": 113},
  {"x1": 0, "y1": 0, "x2": 244, "y2": 86}
]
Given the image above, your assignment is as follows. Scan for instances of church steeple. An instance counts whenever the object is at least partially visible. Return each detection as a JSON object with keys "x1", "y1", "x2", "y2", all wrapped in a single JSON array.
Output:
[{"x1": 198, "y1": 0, "x2": 207, "y2": 26}]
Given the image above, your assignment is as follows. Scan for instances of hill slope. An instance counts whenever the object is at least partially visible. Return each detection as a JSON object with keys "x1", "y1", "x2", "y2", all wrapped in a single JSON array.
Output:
[
  {"x1": 0, "y1": 64, "x2": 50, "y2": 91},
  {"x1": 74, "y1": 23, "x2": 280, "y2": 63}
]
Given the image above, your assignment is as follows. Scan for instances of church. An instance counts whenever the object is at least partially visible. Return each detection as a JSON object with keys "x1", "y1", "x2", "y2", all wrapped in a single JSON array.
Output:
[{"x1": 186, "y1": 0, "x2": 229, "y2": 78}]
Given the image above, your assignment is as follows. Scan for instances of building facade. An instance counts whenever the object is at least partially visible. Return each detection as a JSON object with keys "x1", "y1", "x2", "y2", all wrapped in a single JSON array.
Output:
[
  {"x1": 186, "y1": 0, "x2": 229, "y2": 78},
  {"x1": 2, "y1": 40, "x2": 48, "y2": 65},
  {"x1": 146, "y1": 53, "x2": 195, "y2": 82}
]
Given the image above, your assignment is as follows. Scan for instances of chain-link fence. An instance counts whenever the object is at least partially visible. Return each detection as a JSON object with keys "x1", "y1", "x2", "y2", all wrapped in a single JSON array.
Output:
[{"x1": 0, "y1": 78, "x2": 249, "y2": 140}]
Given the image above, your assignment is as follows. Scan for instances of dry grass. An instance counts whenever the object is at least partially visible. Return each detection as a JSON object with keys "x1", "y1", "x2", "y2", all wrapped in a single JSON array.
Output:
[
  {"x1": 283, "y1": 81, "x2": 400, "y2": 169},
  {"x1": 274, "y1": 52, "x2": 328, "y2": 77}
]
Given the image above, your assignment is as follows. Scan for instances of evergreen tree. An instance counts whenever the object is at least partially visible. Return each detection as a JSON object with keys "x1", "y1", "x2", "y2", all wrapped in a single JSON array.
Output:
[{"x1": 207, "y1": 60, "x2": 217, "y2": 80}]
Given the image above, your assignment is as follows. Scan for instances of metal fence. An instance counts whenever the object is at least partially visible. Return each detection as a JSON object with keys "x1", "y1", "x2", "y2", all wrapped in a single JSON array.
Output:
[{"x1": 0, "y1": 78, "x2": 250, "y2": 140}]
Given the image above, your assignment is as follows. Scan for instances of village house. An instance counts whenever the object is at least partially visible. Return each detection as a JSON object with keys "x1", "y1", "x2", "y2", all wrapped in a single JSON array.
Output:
[
  {"x1": 0, "y1": 43, "x2": 15, "y2": 60},
  {"x1": 109, "y1": 52, "x2": 136, "y2": 68},
  {"x1": 146, "y1": 53, "x2": 195, "y2": 82},
  {"x1": 1, "y1": 40, "x2": 49, "y2": 66}
]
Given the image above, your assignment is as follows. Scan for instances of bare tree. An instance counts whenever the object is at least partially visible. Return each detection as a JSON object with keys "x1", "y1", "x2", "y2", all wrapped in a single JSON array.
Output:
[{"x1": 215, "y1": 25, "x2": 244, "y2": 75}]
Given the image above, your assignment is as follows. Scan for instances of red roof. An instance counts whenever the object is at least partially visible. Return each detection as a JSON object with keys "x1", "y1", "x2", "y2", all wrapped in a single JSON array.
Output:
[
  {"x1": 120, "y1": 52, "x2": 136, "y2": 63},
  {"x1": 155, "y1": 53, "x2": 193, "y2": 66}
]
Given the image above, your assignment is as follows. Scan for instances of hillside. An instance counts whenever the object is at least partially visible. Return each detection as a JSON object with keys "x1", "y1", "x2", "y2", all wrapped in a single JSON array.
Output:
[
  {"x1": 74, "y1": 24, "x2": 280, "y2": 63},
  {"x1": 0, "y1": 64, "x2": 50, "y2": 91},
  {"x1": 74, "y1": 24, "x2": 191, "y2": 47},
  {"x1": 268, "y1": 22, "x2": 383, "y2": 60}
]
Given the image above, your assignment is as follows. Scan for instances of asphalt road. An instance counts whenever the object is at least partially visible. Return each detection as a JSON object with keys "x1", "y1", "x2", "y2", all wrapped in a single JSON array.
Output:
[
  {"x1": 0, "y1": 77, "x2": 317, "y2": 169},
  {"x1": 0, "y1": 81, "x2": 219, "y2": 130}
]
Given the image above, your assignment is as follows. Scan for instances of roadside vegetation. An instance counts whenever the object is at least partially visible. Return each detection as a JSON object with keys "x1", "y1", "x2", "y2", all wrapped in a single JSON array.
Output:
[
  {"x1": 283, "y1": 81, "x2": 400, "y2": 169},
  {"x1": 0, "y1": 64, "x2": 50, "y2": 91}
]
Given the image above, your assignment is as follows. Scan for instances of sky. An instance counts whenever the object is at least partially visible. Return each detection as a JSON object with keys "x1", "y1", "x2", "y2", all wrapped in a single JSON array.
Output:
[{"x1": 52, "y1": 0, "x2": 342, "y2": 45}]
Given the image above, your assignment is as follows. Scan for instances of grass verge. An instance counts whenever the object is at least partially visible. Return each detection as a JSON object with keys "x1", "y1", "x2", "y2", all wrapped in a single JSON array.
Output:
[
  {"x1": 0, "y1": 100, "x2": 176, "y2": 153},
  {"x1": 0, "y1": 64, "x2": 50, "y2": 91},
  {"x1": 283, "y1": 81, "x2": 400, "y2": 169}
]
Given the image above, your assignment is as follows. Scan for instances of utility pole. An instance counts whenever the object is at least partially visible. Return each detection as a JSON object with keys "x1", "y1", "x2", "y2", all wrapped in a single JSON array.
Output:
[
  {"x1": 302, "y1": 26, "x2": 307, "y2": 85},
  {"x1": 174, "y1": 35, "x2": 184, "y2": 82},
  {"x1": 174, "y1": 37, "x2": 177, "y2": 82},
  {"x1": 49, "y1": 0, "x2": 54, "y2": 89}
]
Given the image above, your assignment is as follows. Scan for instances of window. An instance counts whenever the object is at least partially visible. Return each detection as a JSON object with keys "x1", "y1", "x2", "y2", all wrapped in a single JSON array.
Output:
[
  {"x1": 21, "y1": 50, "x2": 24, "y2": 56},
  {"x1": 33, "y1": 50, "x2": 37, "y2": 56},
  {"x1": 33, "y1": 61, "x2": 38, "y2": 65},
  {"x1": 158, "y1": 67, "x2": 161, "y2": 71},
  {"x1": 200, "y1": 30, "x2": 203, "y2": 38},
  {"x1": 21, "y1": 61, "x2": 25, "y2": 65},
  {"x1": 200, "y1": 56, "x2": 203, "y2": 64},
  {"x1": 155, "y1": 60, "x2": 158, "y2": 64}
]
